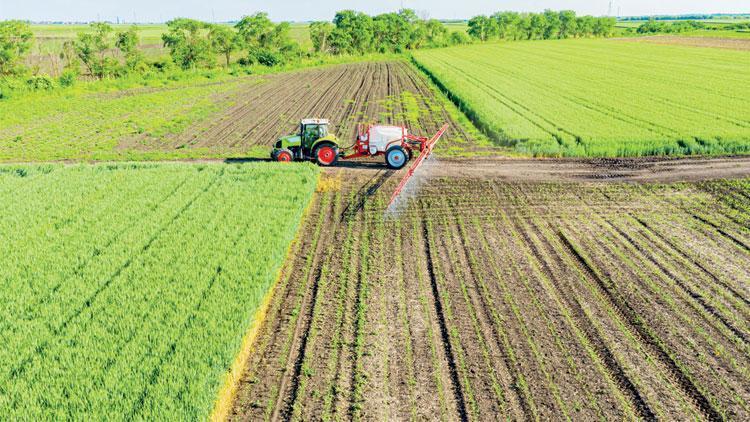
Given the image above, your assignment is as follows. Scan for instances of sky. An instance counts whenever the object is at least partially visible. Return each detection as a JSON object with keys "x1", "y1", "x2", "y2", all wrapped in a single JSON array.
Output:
[{"x1": 1, "y1": 0, "x2": 748, "y2": 23}]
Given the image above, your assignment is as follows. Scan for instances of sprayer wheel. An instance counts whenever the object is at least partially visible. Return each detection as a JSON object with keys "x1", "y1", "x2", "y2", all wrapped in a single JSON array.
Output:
[{"x1": 386, "y1": 146, "x2": 408, "y2": 170}]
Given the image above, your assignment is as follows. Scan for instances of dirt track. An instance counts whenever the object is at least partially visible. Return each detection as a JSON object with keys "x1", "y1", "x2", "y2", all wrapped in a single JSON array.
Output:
[{"x1": 336, "y1": 155, "x2": 750, "y2": 183}]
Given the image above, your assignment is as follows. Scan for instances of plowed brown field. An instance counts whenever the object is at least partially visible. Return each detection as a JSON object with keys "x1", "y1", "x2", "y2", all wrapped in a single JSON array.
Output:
[
  {"x1": 119, "y1": 61, "x2": 488, "y2": 155},
  {"x1": 227, "y1": 166, "x2": 750, "y2": 421}
]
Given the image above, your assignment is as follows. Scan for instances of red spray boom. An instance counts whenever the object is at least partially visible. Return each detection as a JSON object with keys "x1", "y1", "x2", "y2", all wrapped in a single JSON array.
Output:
[{"x1": 388, "y1": 124, "x2": 449, "y2": 207}]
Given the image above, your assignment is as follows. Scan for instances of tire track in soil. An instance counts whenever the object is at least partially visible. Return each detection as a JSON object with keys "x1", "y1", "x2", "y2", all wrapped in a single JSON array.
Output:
[
  {"x1": 272, "y1": 190, "x2": 353, "y2": 421},
  {"x1": 557, "y1": 230, "x2": 724, "y2": 421},
  {"x1": 606, "y1": 219, "x2": 749, "y2": 345},
  {"x1": 580, "y1": 220, "x2": 750, "y2": 416},
  {"x1": 497, "y1": 205, "x2": 640, "y2": 419},
  {"x1": 562, "y1": 210, "x2": 750, "y2": 418},
  {"x1": 582, "y1": 188, "x2": 750, "y2": 345},
  {"x1": 631, "y1": 216, "x2": 750, "y2": 308},
  {"x1": 518, "y1": 213, "x2": 656, "y2": 420},
  {"x1": 421, "y1": 216, "x2": 470, "y2": 422},
  {"x1": 693, "y1": 215, "x2": 750, "y2": 254},
  {"x1": 450, "y1": 217, "x2": 529, "y2": 420}
]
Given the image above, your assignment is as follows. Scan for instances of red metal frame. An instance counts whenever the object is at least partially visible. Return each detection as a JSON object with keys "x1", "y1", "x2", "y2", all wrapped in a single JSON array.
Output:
[{"x1": 388, "y1": 124, "x2": 449, "y2": 207}]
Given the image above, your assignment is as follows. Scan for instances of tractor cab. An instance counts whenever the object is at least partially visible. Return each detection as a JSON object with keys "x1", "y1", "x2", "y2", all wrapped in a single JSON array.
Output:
[
  {"x1": 272, "y1": 118, "x2": 341, "y2": 166},
  {"x1": 301, "y1": 120, "x2": 329, "y2": 145}
]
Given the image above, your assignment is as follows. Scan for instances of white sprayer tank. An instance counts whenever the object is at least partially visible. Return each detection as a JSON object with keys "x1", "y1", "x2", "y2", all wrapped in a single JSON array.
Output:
[{"x1": 367, "y1": 125, "x2": 407, "y2": 154}]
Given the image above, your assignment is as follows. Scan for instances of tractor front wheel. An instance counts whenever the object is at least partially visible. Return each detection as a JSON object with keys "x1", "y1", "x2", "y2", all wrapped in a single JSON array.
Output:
[
  {"x1": 385, "y1": 146, "x2": 408, "y2": 170},
  {"x1": 275, "y1": 149, "x2": 293, "y2": 162},
  {"x1": 315, "y1": 144, "x2": 338, "y2": 167}
]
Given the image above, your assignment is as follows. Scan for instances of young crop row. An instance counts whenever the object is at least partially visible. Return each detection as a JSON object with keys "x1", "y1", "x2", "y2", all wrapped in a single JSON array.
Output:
[
  {"x1": 413, "y1": 39, "x2": 750, "y2": 157},
  {"x1": 0, "y1": 162, "x2": 318, "y2": 419},
  {"x1": 231, "y1": 171, "x2": 750, "y2": 420}
]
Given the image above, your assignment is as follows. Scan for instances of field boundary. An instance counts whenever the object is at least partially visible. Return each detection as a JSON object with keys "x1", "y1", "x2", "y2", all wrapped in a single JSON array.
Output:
[
  {"x1": 209, "y1": 170, "x2": 322, "y2": 422},
  {"x1": 409, "y1": 56, "x2": 506, "y2": 148}
]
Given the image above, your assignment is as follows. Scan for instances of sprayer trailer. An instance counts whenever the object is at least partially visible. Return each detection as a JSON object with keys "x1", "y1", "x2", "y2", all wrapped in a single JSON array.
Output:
[{"x1": 271, "y1": 119, "x2": 448, "y2": 171}]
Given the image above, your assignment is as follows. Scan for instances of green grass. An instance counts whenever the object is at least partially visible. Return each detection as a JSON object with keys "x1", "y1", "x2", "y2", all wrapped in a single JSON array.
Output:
[
  {"x1": 0, "y1": 71, "x2": 254, "y2": 162},
  {"x1": 0, "y1": 161, "x2": 318, "y2": 419},
  {"x1": 413, "y1": 39, "x2": 750, "y2": 157}
]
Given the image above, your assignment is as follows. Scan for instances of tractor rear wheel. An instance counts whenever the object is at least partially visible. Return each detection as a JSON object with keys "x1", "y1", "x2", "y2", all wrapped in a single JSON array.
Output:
[
  {"x1": 315, "y1": 144, "x2": 338, "y2": 167},
  {"x1": 275, "y1": 149, "x2": 293, "y2": 162},
  {"x1": 385, "y1": 146, "x2": 408, "y2": 170}
]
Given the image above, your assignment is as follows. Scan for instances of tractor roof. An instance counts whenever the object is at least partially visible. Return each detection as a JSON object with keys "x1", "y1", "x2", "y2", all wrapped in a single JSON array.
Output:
[{"x1": 301, "y1": 118, "x2": 329, "y2": 126}]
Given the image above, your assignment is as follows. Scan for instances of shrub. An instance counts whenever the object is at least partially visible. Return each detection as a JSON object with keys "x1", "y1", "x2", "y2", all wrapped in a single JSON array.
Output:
[
  {"x1": 26, "y1": 75, "x2": 55, "y2": 91},
  {"x1": 58, "y1": 70, "x2": 78, "y2": 87}
]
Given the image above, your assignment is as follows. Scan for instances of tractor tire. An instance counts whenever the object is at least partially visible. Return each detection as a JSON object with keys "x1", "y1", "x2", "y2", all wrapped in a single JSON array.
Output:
[
  {"x1": 275, "y1": 149, "x2": 293, "y2": 162},
  {"x1": 385, "y1": 146, "x2": 408, "y2": 170},
  {"x1": 314, "y1": 143, "x2": 338, "y2": 167}
]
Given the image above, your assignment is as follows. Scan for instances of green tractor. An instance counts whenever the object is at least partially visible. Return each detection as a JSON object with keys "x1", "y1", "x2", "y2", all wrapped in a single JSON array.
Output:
[{"x1": 271, "y1": 119, "x2": 340, "y2": 166}]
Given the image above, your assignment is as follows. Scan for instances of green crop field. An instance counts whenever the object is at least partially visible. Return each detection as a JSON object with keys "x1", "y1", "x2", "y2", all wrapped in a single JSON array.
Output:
[
  {"x1": 0, "y1": 71, "x2": 259, "y2": 162},
  {"x1": 0, "y1": 162, "x2": 318, "y2": 419},
  {"x1": 413, "y1": 39, "x2": 750, "y2": 157}
]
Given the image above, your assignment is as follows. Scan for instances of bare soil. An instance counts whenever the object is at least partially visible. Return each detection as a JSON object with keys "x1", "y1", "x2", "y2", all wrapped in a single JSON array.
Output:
[
  {"x1": 621, "y1": 35, "x2": 750, "y2": 51},
  {"x1": 339, "y1": 155, "x2": 750, "y2": 183},
  {"x1": 117, "y1": 61, "x2": 482, "y2": 154},
  {"x1": 228, "y1": 161, "x2": 750, "y2": 421}
]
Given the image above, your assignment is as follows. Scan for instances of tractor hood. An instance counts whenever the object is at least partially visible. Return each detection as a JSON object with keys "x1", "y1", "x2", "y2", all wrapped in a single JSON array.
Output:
[{"x1": 277, "y1": 135, "x2": 301, "y2": 149}]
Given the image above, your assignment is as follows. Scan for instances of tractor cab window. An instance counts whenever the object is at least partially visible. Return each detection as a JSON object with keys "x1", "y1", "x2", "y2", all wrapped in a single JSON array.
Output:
[{"x1": 303, "y1": 124, "x2": 328, "y2": 142}]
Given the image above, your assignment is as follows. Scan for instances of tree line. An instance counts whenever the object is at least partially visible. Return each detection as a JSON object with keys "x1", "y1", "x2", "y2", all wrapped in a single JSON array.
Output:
[
  {"x1": 466, "y1": 10, "x2": 616, "y2": 42},
  {"x1": 0, "y1": 9, "x2": 619, "y2": 90},
  {"x1": 635, "y1": 19, "x2": 750, "y2": 34}
]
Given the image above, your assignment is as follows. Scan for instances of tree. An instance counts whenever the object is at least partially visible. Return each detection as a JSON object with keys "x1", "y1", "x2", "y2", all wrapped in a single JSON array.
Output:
[
  {"x1": 74, "y1": 22, "x2": 118, "y2": 78},
  {"x1": 115, "y1": 26, "x2": 144, "y2": 71},
  {"x1": 543, "y1": 10, "x2": 561, "y2": 39},
  {"x1": 493, "y1": 12, "x2": 521, "y2": 40},
  {"x1": 309, "y1": 21, "x2": 334, "y2": 53},
  {"x1": 373, "y1": 13, "x2": 410, "y2": 53},
  {"x1": 235, "y1": 13, "x2": 299, "y2": 65},
  {"x1": 424, "y1": 19, "x2": 449, "y2": 47},
  {"x1": 208, "y1": 25, "x2": 240, "y2": 66},
  {"x1": 529, "y1": 13, "x2": 548, "y2": 39},
  {"x1": 235, "y1": 13, "x2": 274, "y2": 48},
  {"x1": 467, "y1": 15, "x2": 495, "y2": 41},
  {"x1": 0, "y1": 20, "x2": 33, "y2": 75},
  {"x1": 60, "y1": 40, "x2": 80, "y2": 72},
  {"x1": 558, "y1": 10, "x2": 578, "y2": 38},
  {"x1": 576, "y1": 16, "x2": 595, "y2": 37},
  {"x1": 162, "y1": 18, "x2": 213, "y2": 69},
  {"x1": 593, "y1": 17, "x2": 616, "y2": 37},
  {"x1": 449, "y1": 31, "x2": 471, "y2": 45},
  {"x1": 519, "y1": 14, "x2": 533, "y2": 39},
  {"x1": 331, "y1": 10, "x2": 374, "y2": 54},
  {"x1": 403, "y1": 11, "x2": 430, "y2": 50}
]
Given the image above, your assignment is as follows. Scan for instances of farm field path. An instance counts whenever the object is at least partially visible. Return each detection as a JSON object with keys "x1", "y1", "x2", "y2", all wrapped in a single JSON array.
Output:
[
  {"x1": 622, "y1": 35, "x2": 750, "y2": 51},
  {"x1": 228, "y1": 157, "x2": 750, "y2": 420}
]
